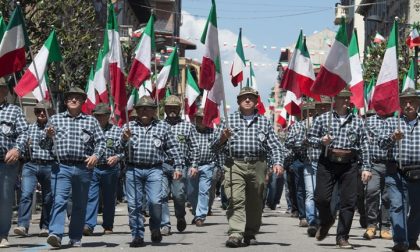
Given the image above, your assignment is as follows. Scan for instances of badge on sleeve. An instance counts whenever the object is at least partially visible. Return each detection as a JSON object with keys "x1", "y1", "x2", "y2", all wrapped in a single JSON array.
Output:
[
  {"x1": 177, "y1": 134, "x2": 186, "y2": 143},
  {"x1": 2, "y1": 124, "x2": 11, "y2": 134},
  {"x1": 154, "y1": 138, "x2": 162, "y2": 148},
  {"x1": 106, "y1": 138, "x2": 114, "y2": 148},
  {"x1": 258, "y1": 132, "x2": 266, "y2": 142},
  {"x1": 82, "y1": 132, "x2": 91, "y2": 143}
]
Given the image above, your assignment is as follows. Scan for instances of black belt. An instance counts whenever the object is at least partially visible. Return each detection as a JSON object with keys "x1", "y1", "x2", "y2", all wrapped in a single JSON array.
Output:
[
  {"x1": 60, "y1": 160, "x2": 85, "y2": 166},
  {"x1": 31, "y1": 160, "x2": 55, "y2": 165},
  {"x1": 372, "y1": 160, "x2": 388, "y2": 164},
  {"x1": 96, "y1": 163, "x2": 110, "y2": 169},
  {"x1": 232, "y1": 157, "x2": 265, "y2": 162},
  {"x1": 127, "y1": 162, "x2": 162, "y2": 169}
]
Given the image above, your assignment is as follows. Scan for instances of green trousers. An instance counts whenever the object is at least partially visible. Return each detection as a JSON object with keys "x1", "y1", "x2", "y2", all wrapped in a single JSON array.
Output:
[{"x1": 224, "y1": 160, "x2": 267, "y2": 239}]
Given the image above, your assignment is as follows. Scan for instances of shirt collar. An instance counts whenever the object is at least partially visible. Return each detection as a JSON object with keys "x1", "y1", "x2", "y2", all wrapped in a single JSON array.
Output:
[
  {"x1": 402, "y1": 115, "x2": 419, "y2": 125},
  {"x1": 237, "y1": 110, "x2": 259, "y2": 121},
  {"x1": 165, "y1": 117, "x2": 182, "y2": 125},
  {"x1": 64, "y1": 110, "x2": 86, "y2": 119},
  {"x1": 0, "y1": 102, "x2": 8, "y2": 110}
]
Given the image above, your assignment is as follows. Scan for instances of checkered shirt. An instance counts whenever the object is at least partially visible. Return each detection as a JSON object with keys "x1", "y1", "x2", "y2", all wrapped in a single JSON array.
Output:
[
  {"x1": 285, "y1": 120, "x2": 309, "y2": 162},
  {"x1": 308, "y1": 111, "x2": 371, "y2": 171},
  {"x1": 25, "y1": 123, "x2": 54, "y2": 161},
  {"x1": 44, "y1": 111, "x2": 105, "y2": 161},
  {"x1": 99, "y1": 124, "x2": 124, "y2": 165},
  {"x1": 165, "y1": 119, "x2": 200, "y2": 168},
  {"x1": 193, "y1": 127, "x2": 219, "y2": 165},
  {"x1": 379, "y1": 115, "x2": 420, "y2": 166},
  {"x1": 122, "y1": 119, "x2": 184, "y2": 170},
  {"x1": 211, "y1": 111, "x2": 285, "y2": 166},
  {"x1": 0, "y1": 103, "x2": 28, "y2": 159},
  {"x1": 366, "y1": 115, "x2": 389, "y2": 162}
]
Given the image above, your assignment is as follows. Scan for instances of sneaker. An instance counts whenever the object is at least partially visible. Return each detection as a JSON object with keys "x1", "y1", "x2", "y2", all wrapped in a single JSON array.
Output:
[
  {"x1": 336, "y1": 239, "x2": 353, "y2": 249},
  {"x1": 243, "y1": 235, "x2": 258, "y2": 246},
  {"x1": 83, "y1": 226, "x2": 93, "y2": 236},
  {"x1": 307, "y1": 226, "x2": 318, "y2": 237},
  {"x1": 392, "y1": 243, "x2": 408, "y2": 252},
  {"x1": 68, "y1": 239, "x2": 82, "y2": 247},
  {"x1": 380, "y1": 229, "x2": 392, "y2": 240},
  {"x1": 225, "y1": 236, "x2": 242, "y2": 248},
  {"x1": 299, "y1": 219, "x2": 309, "y2": 227},
  {"x1": 47, "y1": 234, "x2": 62, "y2": 248},
  {"x1": 129, "y1": 237, "x2": 145, "y2": 248},
  {"x1": 14, "y1": 226, "x2": 29, "y2": 237},
  {"x1": 160, "y1": 226, "x2": 172, "y2": 236},
  {"x1": 151, "y1": 229, "x2": 162, "y2": 243},
  {"x1": 408, "y1": 243, "x2": 420, "y2": 250},
  {"x1": 195, "y1": 219, "x2": 204, "y2": 227},
  {"x1": 177, "y1": 217, "x2": 187, "y2": 232},
  {"x1": 0, "y1": 238, "x2": 10, "y2": 248},
  {"x1": 39, "y1": 228, "x2": 49, "y2": 237},
  {"x1": 363, "y1": 226, "x2": 376, "y2": 240},
  {"x1": 103, "y1": 228, "x2": 113, "y2": 235}
]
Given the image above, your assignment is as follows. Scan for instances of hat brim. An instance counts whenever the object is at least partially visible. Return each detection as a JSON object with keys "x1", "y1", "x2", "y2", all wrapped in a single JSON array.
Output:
[
  {"x1": 237, "y1": 92, "x2": 259, "y2": 98},
  {"x1": 399, "y1": 94, "x2": 420, "y2": 100},
  {"x1": 93, "y1": 111, "x2": 111, "y2": 115},
  {"x1": 134, "y1": 104, "x2": 158, "y2": 108},
  {"x1": 64, "y1": 92, "x2": 87, "y2": 100}
]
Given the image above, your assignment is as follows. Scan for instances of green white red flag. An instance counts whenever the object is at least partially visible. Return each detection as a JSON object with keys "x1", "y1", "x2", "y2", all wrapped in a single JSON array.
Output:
[
  {"x1": 365, "y1": 78, "x2": 375, "y2": 110},
  {"x1": 14, "y1": 30, "x2": 62, "y2": 101},
  {"x1": 283, "y1": 90, "x2": 301, "y2": 116},
  {"x1": 92, "y1": 46, "x2": 109, "y2": 103},
  {"x1": 230, "y1": 28, "x2": 246, "y2": 86},
  {"x1": 126, "y1": 87, "x2": 140, "y2": 112},
  {"x1": 373, "y1": 32, "x2": 385, "y2": 44},
  {"x1": 0, "y1": 15, "x2": 6, "y2": 41},
  {"x1": 0, "y1": 5, "x2": 29, "y2": 77},
  {"x1": 311, "y1": 18, "x2": 351, "y2": 97},
  {"x1": 185, "y1": 67, "x2": 200, "y2": 119},
  {"x1": 277, "y1": 108, "x2": 288, "y2": 129},
  {"x1": 402, "y1": 59, "x2": 415, "y2": 92},
  {"x1": 82, "y1": 66, "x2": 97, "y2": 114},
  {"x1": 406, "y1": 26, "x2": 420, "y2": 48},
  {"x1": 249, "y1": 63, "x2": 266, "y2": 115},
  {"x1": 155, "y1": 46, "x2": 179, "y2": 101},
  {"x1": 371, "y1": 20, "x2": 400, "y2": 116},
  {"x1": 348, "y1": 30, "x2": 364, "y2": 109}
]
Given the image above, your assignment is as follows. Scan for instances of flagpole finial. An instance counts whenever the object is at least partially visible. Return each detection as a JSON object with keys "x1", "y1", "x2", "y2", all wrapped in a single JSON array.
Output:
[
  {"x1": 395, "y1": 16, "x2": 399, "y2": 21},
  {"x1": 16, "y1": 1, "x2": 21, "y2": 6}
]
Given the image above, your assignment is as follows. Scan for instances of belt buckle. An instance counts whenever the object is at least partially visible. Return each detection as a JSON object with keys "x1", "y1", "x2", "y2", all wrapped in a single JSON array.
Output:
[
  {"x1": 244, "y1": 157, "x2": 249, "y2": 162},
  {"x1": 337, "y1": 157, "x2": 342, "y2": 162}
]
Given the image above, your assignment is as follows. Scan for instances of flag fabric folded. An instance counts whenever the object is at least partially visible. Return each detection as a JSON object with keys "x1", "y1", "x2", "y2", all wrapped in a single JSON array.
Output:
[
  {"x1": 0, "y1": 16, "x2": 6, "y2": 41},
  {"x1": 348, "y1": 30, "x2": 364, "y2": 109},
  {"x1": 406, "y1": 26, "x2": 420, "y2": 48},
  {"x1": 365, "y1": 78, "x2": 375, "y2": 110},
  {"x1": 155, "y1": 47, "x2": 179, "y2": 101},
  {"x1": 248, "y1": 62, "x2": 266, "y2": 115},
  {"x1": 82, "y1": 66, "x2": 97, "y2": 114},
  {"x1": 92, "y1": 46, "x2": 109, "y2": 103},
  {"x1": 402, "y1": 59, "x2": 415, "y2": 92},
  {"x1": 373, "y1": 32, "x2": 385, "y2": 44},
  {"x1": 126, "y1": 87, "x2": 140, "y2": 111},
  {"x1": 283, "y1": 90, "x2": 302, "y2": 116},
  {"x1": 185, "y1": 67, "x2": 200, "y2": 119},
  {"x1": 277, "y1": 108, "x2": 288, "y2": 129},
  {"x1": 230, "y1": 28, "x2": 246, "y2": 86}
]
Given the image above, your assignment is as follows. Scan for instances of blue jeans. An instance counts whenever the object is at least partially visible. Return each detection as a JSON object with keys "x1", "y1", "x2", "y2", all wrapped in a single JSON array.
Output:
[
  {"x1": 161, "y1": 167, "x2": 187, "y2": 228},
  {"x1": 290, "y1": 160, "x2": 306, "y2": 219},
  {"x1": 0, "y1": 162, "x2": 18, "y2": 238},
  {"x1": 187, "y1": 163, "x2": 214, "y2": 220},
  {"x1": 49, "y1": 163, "x2": 92, "y2": 240},
  {"x1": 265, "y1": 172, "x2": 285, "y2": 209},
  {"x1": 17, "y1": 162, "x2": 53, "y2": 230},
  {"x1": 304, "y1": 161, "x2": 318, "y2": 226},
  {"x1": 126, "y1": 167, "x2": 163, "y2": 238},
  {"x1": 386, "y1": 172, "x2": 420, "y2": 246},
  {"x1": 85, "y1": 165, "x2": 120, "y2": 230}
]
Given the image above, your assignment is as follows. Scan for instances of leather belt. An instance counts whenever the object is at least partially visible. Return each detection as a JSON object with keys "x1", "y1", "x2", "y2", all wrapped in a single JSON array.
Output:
[
  {"x1": 233, "y1": 157, "x2": 264, "y2": 162},
  {"x1": 127, "y1": 162, "x2": 162, "y2": 169},
  {"x1": 31, "y1": 160, "x2": 55, "y2": 165},
  {"x1": 60, "y1": 160, "x2": 85, "y2": 166}
]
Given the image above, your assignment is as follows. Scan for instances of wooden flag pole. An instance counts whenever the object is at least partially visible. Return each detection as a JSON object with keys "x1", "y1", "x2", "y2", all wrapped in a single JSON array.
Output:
[{"x1": 324, "y1": 96, "x2": 334, "y2": 158}]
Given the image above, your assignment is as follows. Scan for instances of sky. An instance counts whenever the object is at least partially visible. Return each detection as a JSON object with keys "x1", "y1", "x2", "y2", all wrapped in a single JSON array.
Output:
[{"x1": 179, "y1": 0, "x2": 340, "y2": 111}]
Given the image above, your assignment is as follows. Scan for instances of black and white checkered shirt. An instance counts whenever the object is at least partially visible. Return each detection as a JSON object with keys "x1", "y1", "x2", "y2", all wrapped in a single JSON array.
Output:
[
  {"x1": 308, "y1": 111, "x2": 371, "y2": 171},
  {"x1": 0, "y1": 102, "x2": 28, "y2": 159},
  {"x1": 193, "y1": 127, "x2": 219, "y2": 165},
  {"x1": 378, "y1": 115, "x2": 420, "y2": 166},
  {"x1": 99, "y1": 123, "x2": 124, "y2": 165},
  {"x1": 25, "y1": 122, "x2": 54, "y2": 161},
  {"x1": 212, "y1": 111, "x2": 285, "y2": 166},
  {"x1": 366, "y1": 115, "x2": 389, "y2": 162},
  {"x1": 164, "y1": 118, "x2": 200, "y2": 168},
  {"x1": 122, "y1": 119, "x2": 184, "y2": 170},
  {"x1": 285, "y1": 120, "x2": 309, "y2": 162},
  {"x1": 44, "y1": 111, "x2": 105, "y2": 162}
]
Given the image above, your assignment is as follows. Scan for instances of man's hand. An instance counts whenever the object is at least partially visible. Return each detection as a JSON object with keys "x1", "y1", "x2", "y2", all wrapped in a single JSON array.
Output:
[
  {"x1": 391, "y1": 129, "x2": 404, "y2": 141},
  {"x1": 272, "y1": 164, "x2": 285, "y2": 176},
  {"x1": 45, "y1": 126, "x2": 56, "y2": 138},
  {"x1": 4, "y1": 148, "x2": 20, "y2": 164},
  {"x1": 173, "y1": 170, "x2": 182, "y2": 180},
  {"x1": 220, "y1": 128, "x2": 232, "y2": 144},
  {"x1": 321, "y1": 134, "x2": 333, "y2": 146},
  {"x1": 361, "y1": 171, "x2": 372, "y2": 184},
  {"x1": 122, "y1": 128, "x2": 132, "y2": 141},
  {"x1": 107, "y1": 156, "x2": 119, "y2": 167},
  {"x1": 85, "y1": 155, "x2": 98, "y2": 169},
  {"x1": 189, "y1": 167, "x2": 198, "y2": 178}
]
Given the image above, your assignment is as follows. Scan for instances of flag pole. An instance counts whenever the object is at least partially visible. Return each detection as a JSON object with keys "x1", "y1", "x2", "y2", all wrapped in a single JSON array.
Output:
[
  {"x1": 324, "y1": 96, "x2": 334, "y2": 158},
  {"x1": 151, "y1": 9, "x2": 160, "y2": 120},
  {"x1": 12, "y1": 73, "x2": 24, "y2": 109}
]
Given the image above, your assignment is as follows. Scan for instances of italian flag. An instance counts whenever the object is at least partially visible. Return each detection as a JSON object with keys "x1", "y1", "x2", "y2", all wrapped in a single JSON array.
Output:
[
  {"x1": 371, "y1": 20, "x2": 400, "y2": 116},
  {"x1": 373, "y1": 32, "x2": 385, "y2": 44},
  {"x1": 365, "y1": 78, "x2": 375, "y2": 110},
  {"x1": 402, "y1": 59, "x2": 415, "y2": 92},
  {"x1": 280, "y1": 30, "x2": 319, "y2": 101},
  {"x1": 230, "y1": 28, "x2": 246, "y2": 86},
  {"x1": 311, "y1": 18, "x2": 351, "y2": 97},
  {"x1": 139, "y1": 78, "x2": 153, "y2": 97},
  {"x1": 201, "y1": 0, "x2": 225, "y2": 127},
  {"x1": 283, "y1": 90, "x2": 301, "y2": 116},
  {"x1": 92, "y1": 46, "x2": 109, "y2": 103},
  {"x1": 127, "y1": 88, "x2": 140, "y2": 111},
  {"x1": 348, "y1": 30, "x2": 364, "y2": 109},
  {"x1": 406, "y1": 26, "x2": 420, "y2": 48},
  {"x1": 14, "y1": 30, "x2": 62, "y2": 100},
  {"x1": 249, "y1": 62, "x2": 266, "y2": 115},
  {"x1": 128, "y1": 14, "x2": 154, "y2": 88},
  {"x1": 268, "y1": 97, "x2": 276, "y2": 111},
  {"x1": 107, "y1": 4, "x2": 127, "y2": 123},
  {"x1": 82, "y1": 66, "x2": 97, "y2": 114},
  {"x1": 185, "y1": 67, "x2": 200, "y2": 118},
  {"x1": 155, "y1": 46, "x2": 179, "y2": 101},
  {"x1": 0, "y1": 15, "x2": 6, "y2": 41},
  {"x1": 277, "y1": 108, "x2": 288, "y2": 129},
  {"x1": 0, "y1": 5, "x2": 29, "y2": 78}
]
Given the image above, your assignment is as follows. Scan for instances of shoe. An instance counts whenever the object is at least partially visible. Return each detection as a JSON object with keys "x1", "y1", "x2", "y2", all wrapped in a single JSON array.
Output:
[
  {"x1": 299, "y1": 219, "x2": 309, "y2": 227},
  {"x1": 380, "y1": 229, "x2": 392, "y2": 240},
  {"x1": 151, "y1": 229, "x2": 162, "y2": 243},
  {"x1": 0, "y1": 238, "x2": 10, "y2": 248},
  {"x1": 14, "y1": 226, "x2": 29, "y2": 237},
  {"x1": 103, "y1": 228, "x2": 113, "y2": 235},
  {"x1": 47, "y1": 234, "x2": 62, "y2": 248},
  {"x1": 359, "y1": 216, "x2": 367, "y2": 228},
  {"x1": 243, "y1": 235, "x2": 258, "y2": 246},
  {"x1": 409, "y1": 243, "x2": 420, "y2": 250},
  {"x1": 307, "y1": 226, "x2": 318, "y2": 237},
  {"x1": 68, "y1": 239, "x2": 82, "y2": 247},
  {"x1": 392, "y1": 243, "x2": 408, "y2": 252},
  {"x1": 39, "y1": 228, "x2": 49, "y2": 237},
  {"x1": 315, "y1": 220, "x2": 334, "y2": 241},
  {"x1": 195, "y1": 219, "x2": 204, "y2": 227},
  {"x1": 160, "y1": 226, "x2": 172, "y2": 236},
  {"x1": 336, "y1": 239, "x2": 354, "y2": 249},
  {"x1": 177, "y1": 217, "x2": 187, "y2": 232},
  {"x1": 83, "y1": 226, "x2": 93, "y2": 236},
  {"x1": 290, "y1": 211, "x2": 299, "y2": 218},
  {"x1": 363, "y1": 226, "x2": 376, "y2": 240},
  {"x1": 129, "y1": 237, "x2": 145, "y2": 248},
  {"x1": 225, "y1": 236, "x2": 242, "y2": 248},
  {"x1": 207, "y1": 209, "x2": 213, "y2": 216}
]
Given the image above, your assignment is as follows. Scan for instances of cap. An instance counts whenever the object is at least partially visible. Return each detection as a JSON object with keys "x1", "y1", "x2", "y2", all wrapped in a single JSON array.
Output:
[
  {"x1": 0, "y1": 77, "x2": 7, "y2": 87},
  {"x1": 92, "y1": 103, "x2": 111, "y2": 115},
  {"x1": 165, "y1": 95, "x2": 182, "y2": 107},
  {"x1": 34, "y1": 101, "x2": 52, "y2": 110},
  {"x1": 194, "y1": 108, "x2": 204, "y2": 117},
  {"x1": 399, "y1": 88, "x2": 420, "y2": 100},
  {"x1": 237, "y1": 87, "x2": 259, "y2": 98},
  {"x1": 336, "y1": 89, "x2": 352, "y2": 98},
  {"x1": 64, "y1": 86, "x2": 87, "y2": 100},
  {"x1": 134, "y1": 96, "x2": 157, "y2": 108}
]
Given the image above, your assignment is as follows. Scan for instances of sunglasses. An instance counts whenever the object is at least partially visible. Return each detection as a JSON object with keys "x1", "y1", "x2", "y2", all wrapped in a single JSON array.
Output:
[{"x1": 34, "y1": 109, "x2": 46, "y2": 114}]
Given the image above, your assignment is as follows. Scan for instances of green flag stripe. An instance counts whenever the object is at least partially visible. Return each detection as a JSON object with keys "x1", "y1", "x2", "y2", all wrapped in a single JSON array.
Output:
[
  {"x1": 348, "y1": 30, "x2": 359, "y2": 56},
  {"x1": 200, "y1": 0, "x2": 217, "y2": 44},
  {"x1": 335, "y1": 17, "x2": 348, "y2": 47},
  {"x1": 6, "y1": 5, "x2": 30, "y2": 46},
  {"x1": 46, "y1": 30, "x2": 62, "y2": 63},
  {"x1": 0, "y1": 16, "x2": 6, "y2": 41},
  {"x1": 187, "y1": 68, "x2": 200, "y2": 93},
  {"x1": 387, "y1": 20, "x2": 397, "y2": 49},
  {"x1": 236, "y1": 29, "x2": 246, "y2": 64},
  {"x1": 166, "y1": 47, "x2": 179, "y2": 77}
]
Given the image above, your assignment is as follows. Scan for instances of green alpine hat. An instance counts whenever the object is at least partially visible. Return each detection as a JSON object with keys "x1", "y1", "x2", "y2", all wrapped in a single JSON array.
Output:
[
  {"x1": 64, "y1": 86, "x2": 87, "y2": 100},
  {"x1": 92, "y1": 103, "x2": 111, "y2": 115},
  {"x1": 165, "y1": 95, "x2": 182, "y2": 107},
  {"x1": 399, "y1": 88, "x2": 420, "y2": 100},
  {"x1": 237, "y1": 87, "x2": 259, "y2": 98},
  {"x1": 134, "y1": 96, "x2": 157, "y2": 108}
]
